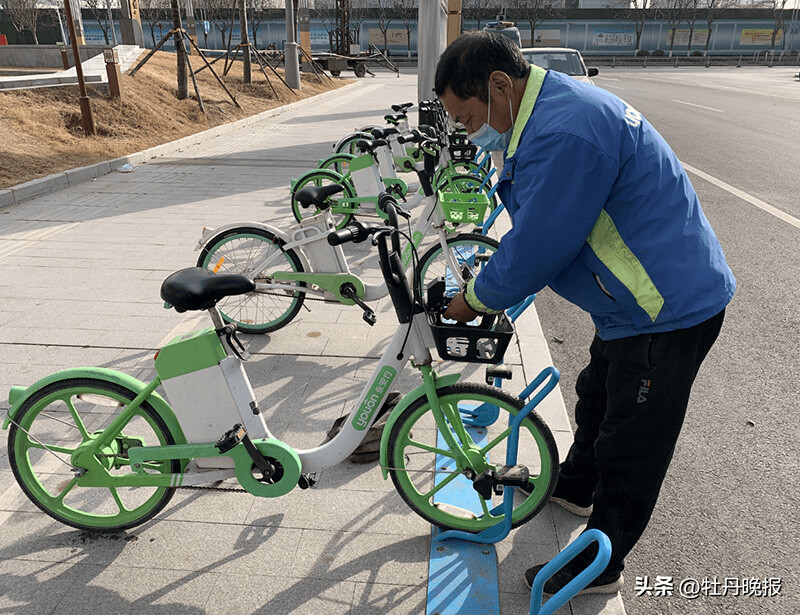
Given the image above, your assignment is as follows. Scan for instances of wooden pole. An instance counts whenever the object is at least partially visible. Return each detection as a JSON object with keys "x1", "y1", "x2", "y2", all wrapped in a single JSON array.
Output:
[
  {"x1": 172, "y1": 0, "x2": 188, "y2": 99},
  {"x1": 238, "y1": 0, "x2": 252, "y2": 84},
  {"x1": 62, "y1": 0, "x2": 96, "y2": 135}
]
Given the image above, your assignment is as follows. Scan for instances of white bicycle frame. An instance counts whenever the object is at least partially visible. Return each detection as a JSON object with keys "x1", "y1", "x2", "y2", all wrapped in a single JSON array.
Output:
[
  {"x1": 197, "y1": 189, "x2": 469, "y2": 305},
  {"x1": 166, "y1": 302, "x2": 437, "y2": 481}
]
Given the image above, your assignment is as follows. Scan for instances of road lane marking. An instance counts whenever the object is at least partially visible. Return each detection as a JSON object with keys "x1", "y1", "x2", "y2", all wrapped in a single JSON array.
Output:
[
  {"x1": 681, "y1": 162, "x2": 800, "y2": 230},
  {"x1": 672, "y1": 99, "x2": 724, "y2": 113},
  {"x1": 596, "y1": 76, "x2": 621, "y2": 81}
]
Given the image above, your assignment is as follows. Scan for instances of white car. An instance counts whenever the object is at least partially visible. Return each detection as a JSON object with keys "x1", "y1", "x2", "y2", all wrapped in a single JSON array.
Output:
[{"x1": 520, "y1": 47, "x2": 599, "y2": 85}]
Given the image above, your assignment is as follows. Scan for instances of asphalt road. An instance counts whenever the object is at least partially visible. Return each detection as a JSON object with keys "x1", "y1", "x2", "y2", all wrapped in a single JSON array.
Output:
[{"x1": 532, "y1": 67, "x2": 799, "y2": 614}]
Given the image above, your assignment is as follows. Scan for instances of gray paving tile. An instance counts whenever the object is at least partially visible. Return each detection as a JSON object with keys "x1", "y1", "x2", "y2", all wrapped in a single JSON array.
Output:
[
  {"x1": 56, "y1": 562, "x2": 216, "y2": 615},
  {"x1": 0, "y1": 558, "x2": 86, "y2": 615},
  {"x1": 245, "y1": 484, "x2": 430, "y2": 536},
  {"x1": 350, "y1": 581, "x2": 427, "y2": 615},
  {"x1": 205, "y1": 572, "x2": 356, "y2": 615},
  {"x1": 289, "y1": 529, "x2": 429, "y2": 585}
]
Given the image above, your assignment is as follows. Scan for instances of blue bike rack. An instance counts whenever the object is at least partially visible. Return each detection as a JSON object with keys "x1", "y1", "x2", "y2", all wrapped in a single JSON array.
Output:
[
  {"x1": 529, "y1": 530, "x2": 612, "y2": 615},
  {"x1": 435, "y1": 366, "x2": 560, "y2": 545}
]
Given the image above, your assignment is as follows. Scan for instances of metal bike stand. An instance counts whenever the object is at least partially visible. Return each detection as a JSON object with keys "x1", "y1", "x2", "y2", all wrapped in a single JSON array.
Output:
[
  {"x1": 434, "y1": 365, "x2": 561, "y2": 545},
  {"x1": 528, "y1": 529, "x2": 612, "y2": 615}
]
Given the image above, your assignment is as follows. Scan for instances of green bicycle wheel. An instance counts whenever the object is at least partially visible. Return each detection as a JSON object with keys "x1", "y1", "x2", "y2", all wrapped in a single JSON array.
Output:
[
  {"x1": 387, "y1": 383, "x2": 558, "y2": 532},
  {"x1": 8, "y1": 378, "x2": 181, "y2": 532},
  {"x1": 417, "y1": 233, "x2": 499, "y2": 294},
  {"x1": 290, "y1": 169, "x2": 356, "y2": 230},
  {"x1": 318, "y1": 153, "x2": 355, "y2": 176},
  {"x1": 198, "y1": 227, "x2": 306, "y2": 334}
]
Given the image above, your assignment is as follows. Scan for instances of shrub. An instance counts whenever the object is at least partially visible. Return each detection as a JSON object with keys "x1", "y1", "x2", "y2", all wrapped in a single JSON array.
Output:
[
  {"x1": 636, "y1": 49, "x2": 650, "y2": 56},
  {"x1": 652, "y1": 49, "x2": 665, "y2": 56},
  {"x1": 691, "y1": 50, "x2": 703, "y2": 57}
]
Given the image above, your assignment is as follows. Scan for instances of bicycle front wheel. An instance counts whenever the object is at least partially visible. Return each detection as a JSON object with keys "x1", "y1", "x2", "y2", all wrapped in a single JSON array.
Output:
[
  {"x1": 387, "y1": 383, "x2": 558, "y2": 533},
  {"x1": 8, "y1": 378, "x2": 181, "y2": 532},
  {"x1": 198, "y1": 227, "x2": 306, "y2": 334},
  {"x1": 417, "y1": 233, "x2": 499, "y2": 293}
]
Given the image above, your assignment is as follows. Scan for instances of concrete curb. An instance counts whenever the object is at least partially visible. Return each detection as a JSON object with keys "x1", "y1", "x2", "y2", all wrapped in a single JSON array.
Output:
[{"x1": 1, "y1": 80, "x2": 363, "y2": 209}]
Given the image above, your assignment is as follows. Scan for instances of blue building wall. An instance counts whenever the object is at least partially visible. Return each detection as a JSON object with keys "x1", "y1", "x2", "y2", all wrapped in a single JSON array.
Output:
[{"x1": 76, "y1": 16, "x2": 799, "y2": 55}]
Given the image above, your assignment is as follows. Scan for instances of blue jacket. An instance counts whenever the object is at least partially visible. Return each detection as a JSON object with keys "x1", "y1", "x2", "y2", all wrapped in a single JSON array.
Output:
[{"x1": 467, "y1": 67, "x2": 735, "y2": 340}]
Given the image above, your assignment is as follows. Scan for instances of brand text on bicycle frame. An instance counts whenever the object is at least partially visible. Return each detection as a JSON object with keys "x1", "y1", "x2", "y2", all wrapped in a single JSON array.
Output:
[{"x1": 352, "y1": 366, "x2": 397, "y2": 430}]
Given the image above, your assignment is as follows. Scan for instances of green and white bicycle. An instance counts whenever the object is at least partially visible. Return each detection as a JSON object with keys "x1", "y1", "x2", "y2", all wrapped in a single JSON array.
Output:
[
  {"x1": 292, "y1": 132, "x2": 494, "y2": 230},
  {"x1": 4, "y1": 200, "x2": 558, "y2": 534},
  {"x1": 196, "y1": 138, "x2": 501, "y2": 334}
]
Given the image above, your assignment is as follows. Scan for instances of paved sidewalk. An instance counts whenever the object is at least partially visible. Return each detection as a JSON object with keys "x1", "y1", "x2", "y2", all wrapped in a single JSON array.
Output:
[{"x1": 0, "y1": 70, "x2": 624, "y2": 615}]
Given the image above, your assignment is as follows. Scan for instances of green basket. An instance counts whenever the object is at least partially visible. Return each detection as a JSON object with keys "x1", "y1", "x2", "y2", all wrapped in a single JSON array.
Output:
[{"x1": 437, "y1": 190, "x2": 490, "y2": 224}]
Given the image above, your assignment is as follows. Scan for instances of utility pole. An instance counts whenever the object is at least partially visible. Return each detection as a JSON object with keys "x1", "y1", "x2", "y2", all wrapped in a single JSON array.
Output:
[
  {"x1": 107, "y1": 0, "x2": 118, "y2": 45},
  {"x1": 62, "y1": 0, "x2": 97, "y2": 135},
  {"x1": 285, "y1": 0, "x2": 301, "y2": 89}
]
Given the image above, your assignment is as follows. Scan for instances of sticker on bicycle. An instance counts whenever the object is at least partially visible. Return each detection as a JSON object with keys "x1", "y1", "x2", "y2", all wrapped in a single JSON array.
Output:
[{"x1": 352, "y1": 366, "x2": 397, "y2": 430}]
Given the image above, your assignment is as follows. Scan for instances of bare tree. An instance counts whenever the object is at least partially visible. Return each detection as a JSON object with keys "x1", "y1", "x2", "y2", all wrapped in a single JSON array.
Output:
[
  {"x1": 206, "y1": 0, "x2": 235, "y2": 52},
  {"x1": 249, "y1": 0, "x2": 279, "y2": 48},
  {"x1": 311, "y1": 0, "x2": 337, "y2": 51},
  {"x1": 685, "y1": 0, "x2": 700, "y2": 54},
  {"x1": 350, "y1": 0, "x2": 369, "y2": 47},
  {"x1": 654, "y1": 0, "x2": 689, "y2": 56},
  {"x1": 462, "y1": 0, "x2": 498, "y2": 31},
  {"x1": 4, "y1": 0, "x2": 40, "y2": 44},
  {"x1": 85, "y1": 0, "x2": 113, "y2": 43},
  {"x1": 760, "y1": 0, "x2": 790, "y2": 50},
  {"x1": 702, "y1": 0, "x2": 738, "y2": 55},
  {"x1": 374, "y1": 0, "x2": 395, "y2": 53},
  {"x1": 141, "y1": 0, "x2": 171, "y2": 47},
  {"x1": 616, "y1": 0, "x2": 654, "y2": 54},
  {"x1": 508, "y1": 0, "x2": 557, "y2": 47},
  {"x1": 391, "y1": 0, "x2": 416, "y2": 55}
]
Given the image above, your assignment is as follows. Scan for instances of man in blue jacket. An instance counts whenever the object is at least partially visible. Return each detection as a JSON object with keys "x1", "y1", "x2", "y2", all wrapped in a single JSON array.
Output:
[{"x1": 437, "y1": 32, "x2": 735, "y2": 596}]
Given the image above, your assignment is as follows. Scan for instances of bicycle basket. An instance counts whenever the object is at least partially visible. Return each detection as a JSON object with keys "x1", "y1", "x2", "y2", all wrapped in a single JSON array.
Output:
[
  {"x1": 437, "y1": 190, "x2": 490, "y2": 224},
  {"x1": 428, "y1": 311, "x2": 514, "y2": 364}
]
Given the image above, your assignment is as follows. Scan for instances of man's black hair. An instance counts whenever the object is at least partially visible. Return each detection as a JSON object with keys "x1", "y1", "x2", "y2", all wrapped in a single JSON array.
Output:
[{"x1": 435, "y1": 31, "x2": 529, "y2": 103}]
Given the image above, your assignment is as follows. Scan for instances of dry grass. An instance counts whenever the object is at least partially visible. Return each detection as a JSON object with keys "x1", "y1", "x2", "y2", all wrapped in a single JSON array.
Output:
[{"x1": 0, "y1": 51, "x2": 349, "y2": 189}]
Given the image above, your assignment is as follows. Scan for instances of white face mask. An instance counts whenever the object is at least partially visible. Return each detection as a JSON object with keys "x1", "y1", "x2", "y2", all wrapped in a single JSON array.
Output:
[{"x1": 467, "y1": 81, "x2": 516, "y2": 153}]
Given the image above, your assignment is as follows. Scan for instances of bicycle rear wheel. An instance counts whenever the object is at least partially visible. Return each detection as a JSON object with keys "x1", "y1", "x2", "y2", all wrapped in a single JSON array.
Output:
[
  {"x1": 8, "y1": 378, "x2": 180, "y2": 532},
  {"x1": 198, "y1": 227, "x2": 306, "y2": 334},
  {"x1": 387, "y1": 383, "x2": 558, "y2": 533}
]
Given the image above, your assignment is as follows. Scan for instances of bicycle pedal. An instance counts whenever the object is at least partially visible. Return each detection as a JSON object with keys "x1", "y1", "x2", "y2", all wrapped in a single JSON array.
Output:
[
  {"x1": 215, "y1": 424, "x2": 245, "y2": 454},
  {"x1": 298, "y1": 472, "x2": 319, "y2": 489},
  {"x1": 495, "y1": 465, "x2": 530, "y2": 489}
]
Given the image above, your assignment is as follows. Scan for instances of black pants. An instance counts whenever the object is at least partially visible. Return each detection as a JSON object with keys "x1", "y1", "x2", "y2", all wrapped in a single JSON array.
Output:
[{"x1": 559, "y1": 310, "x2": 725, "y2": 576}]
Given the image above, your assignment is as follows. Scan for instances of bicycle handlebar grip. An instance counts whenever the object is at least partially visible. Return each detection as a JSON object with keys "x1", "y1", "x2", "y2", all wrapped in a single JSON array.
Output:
[
  {"x1": 397, "y1": 131, "x2": 419, "y2": 144},
  {"x1": 328, "y1": 224, "x2": 365, "y2": 246}
]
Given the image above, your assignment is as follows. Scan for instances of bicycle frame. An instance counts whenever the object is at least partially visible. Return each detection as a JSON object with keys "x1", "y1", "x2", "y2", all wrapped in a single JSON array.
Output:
[
  {"x1": 211, "y1": 189, "x2": 474, "y2": 305},
  {"x1": 67, "y1": 298, "x2": 478, "y2": 492}
]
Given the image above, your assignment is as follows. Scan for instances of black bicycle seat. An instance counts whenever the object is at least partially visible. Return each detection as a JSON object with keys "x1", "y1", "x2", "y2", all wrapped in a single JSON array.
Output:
[
  {"x1": 391, "y1": 102, "x2": 414, "y2": 112},
  {"x1": 355, "y1": 139, "x2": 388, "y2": 153},
  {"x1": 295, "y1": 184, "x2": 345, "y2": 209},
  {"x1": 370, "y1": 127, "x2": 399, "y2": 139},
  {"x1": 161, "y1": 267, "x2": 255, "y2": 313}
]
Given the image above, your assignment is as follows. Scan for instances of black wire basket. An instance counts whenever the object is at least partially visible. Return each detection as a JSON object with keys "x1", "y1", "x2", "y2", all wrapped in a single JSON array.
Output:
[{"x1": 428, "y1": 311, "x2": 514, "y2": 364}]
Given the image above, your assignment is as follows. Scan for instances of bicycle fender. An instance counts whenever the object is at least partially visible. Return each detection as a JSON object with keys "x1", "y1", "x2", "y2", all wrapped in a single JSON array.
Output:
[
  {"x1": 4, "y1": 368, "x2": 187, "y2": 448},
  {"x1": 197, "y1": 223, "x2": 312, "y2": 272},
  {"x1": 379, "y1": 373, "x2": 461, "y2": 479}
]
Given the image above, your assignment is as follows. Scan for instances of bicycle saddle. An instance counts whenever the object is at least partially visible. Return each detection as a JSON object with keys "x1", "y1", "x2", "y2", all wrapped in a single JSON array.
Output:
[
  {"x1": 391, "y1": 102, "x2": 414, "y2": 112},
  {"x1": 295, "y1": 184, "x2": 345, "y2": 209},
  {"x1": 370, "y1": 127, "x2": 399, "y2": 139},
  {"x1": 161, "y1": 267, "x2": 255, "y2": 313},
  {"x1": 355, "y1": 138, "x2": 388, "y2": 153},
  {"x1": 384, "y1": 114, "x2": 407, "y2": 123}
]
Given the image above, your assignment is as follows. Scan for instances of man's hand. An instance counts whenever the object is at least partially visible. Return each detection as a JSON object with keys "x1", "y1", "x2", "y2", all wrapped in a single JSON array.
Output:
[{"x1": 444, "y1": 292, "x2": 479, "y2": 323}]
